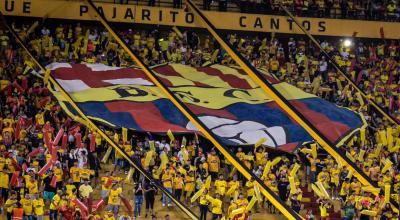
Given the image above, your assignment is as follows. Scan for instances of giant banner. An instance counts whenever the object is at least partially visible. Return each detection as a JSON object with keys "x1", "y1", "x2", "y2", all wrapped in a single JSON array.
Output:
[
  {"x1": 49, "y1": 63, "x2": 365, "y2": 152},
  {"x1": 1, "y1": 0, "x2": 399, "y2": 39}
]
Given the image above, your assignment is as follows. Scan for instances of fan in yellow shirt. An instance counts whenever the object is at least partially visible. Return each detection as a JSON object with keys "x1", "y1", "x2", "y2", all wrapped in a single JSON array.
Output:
[
  {"x1": 80, "y1": 168, "x2": 94, "y2": 181},
  {"x1": 4, "y1": 193, "x2": 18, "y2": 215},
  {"x1": 107, "y1": 184, "x2": 123, "y2": 216},
  {"x1": 20, "y1": 194, "x2": 33, "y2": 217},
  {"x1": 207, "y1": 150, "x2": 220, "y2": 178},
  {"x1": 214, "y1": 174, "x2": 227, "y2": 196},
  {"x1": 162, "y1": 168, "x2": 173, "y2": 206},
  {"x1": 70, "y1": 162, "x2": 81, "y2": 184},
  {"x1": 173, "y1": 173, "x2": 184, "y2": 200},
  {"x1": 33, "y1": 194, "x2": 45, "y2": 217},
  {"x1": 50, "y1": 190, "x2": 63, "y2": 220},
  {"x1": 207, "y1": 193, "x2": 223, "y2": 219}
]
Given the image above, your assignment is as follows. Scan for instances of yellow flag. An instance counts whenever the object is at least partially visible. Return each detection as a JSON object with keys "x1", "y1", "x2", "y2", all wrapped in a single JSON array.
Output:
[
  {"x1": 346, "y1": 170, "x2": 353, "y2": 179},
  {"x1": 346, "y1": 152, "x2": 356, "y2": 162},
  {"x1": 373, "y1": 144, "x2": 382, "y2": 158},
  {"x1": 262, "y1": 161, "x2": 272, "y2": 178},
  {"x1": 230, "y1": 207, "x2": 245, "y2": 219},
  {"x1": 226, "y1": 184, "x2": 237, "y2": 196},
  {"x1": 255, "y1": 138, "x2": 267, "y2": 148},
  {"x1": 205, "y1": 175, "x2": 212, "y2": 189},
  {"x1": 271, "y1": 157, "x2": 281, "y2": 166},
  {"x1": 360, "y1": 210, "x2": 377, "y2": 216},
  {"x1": 229, "y1": 167, "x2": 237, "y2": 178},
  {"x1": 379, "y1": 130, "x2": 388, "y2": 146},
  {"x1": 385, "y1": 185, "x2": 391, "y2": 203},
  {"x1": 382, "y1": 159, "x2": 393, "y2": 174},
  {"x1": 210, "y1": 49, "x2": 219, "y2": 63},
  {"x1": 246, "y1": 196, "x2": 257, "y2": 212},
  {"x1": 182, "y1": 136, "x2": 187, "y2": 147},
  {"x1": 190, "y1": 188, "x2": 204, "y2": 203},
  {"x1": 254, "y1": 185, "x2": 261, "y2": 202},
  {"x1": 144, "y1": 151, "x2": 154, "y2": 168},
  {"x1": 316, "y1": 181, "x2": 330, "y2": 199},
  {"x1": 387, "y1": 127, "x2": 393, "y2": 149},
  {"x1": 311, "y1": 183, "x2": 324, "y2": 198},
  {"x1": 289, "y1": 177, "x2": 296, "y2": 194},
  {"x1": 300, "y1": 148, "x2": 312, "y2": 155},
  {"x1": 360, "y1": 128, "x2": 366, "y2": 145},
  {"x1": 122, "y1": 127, "x2": 128, "y2": 142},
  {"x1": 101, "y1": 146, "x2": 113, "y2": 163},
  {"x1": 149, "y1": 141, "x2": 155, "y2": 151},
  {"x1": 167, "y1": 129, "x2": 175, "y2": 144},
  {"x1": 357, "y1": 149, "x2": 365, "y2": 162},
  {"x1": 43, "y1": 69, "x2": 50, "y2": 85},
  {"x1": 311, "y1": 143, "x2": 317, "y2": 159},
  {"x1": 125, "y1": 168, "x2": 134, "y2": 183},
  {"x1": 160, "y1": 152, "x2": 169, "y2": 169},
  {"x1": 355, "y1": 92, "x2": 364, "y2": 106},
  {"x1": 290, "y1": 163, "x2": 300, "y2": 177},
  {"x1": 362, "y1": 186, "x2": 380, "y2": 194}
]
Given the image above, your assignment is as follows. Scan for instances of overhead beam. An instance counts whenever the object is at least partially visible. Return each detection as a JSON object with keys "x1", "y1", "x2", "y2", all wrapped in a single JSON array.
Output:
[
  {"x1": 85, "y1": 0, "x2": 302, "y2": 219},
  {"x1": 279, "y1": 4, "x2": 398, "y2": 125},
  {"x1": 183, "y1": 0, "x2": 399, "y2": 212},
  {"x1": 0, "y1": 12, "x2": 199, "y2": 220}
]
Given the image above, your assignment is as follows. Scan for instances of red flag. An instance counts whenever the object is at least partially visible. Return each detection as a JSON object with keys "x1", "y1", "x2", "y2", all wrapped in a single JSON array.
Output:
[
  {"x1": 12, "y1": 81, "x2": 24, "y2": 94},
  {"x1": 90, "y1": 133, "x2": 96, "y2": 152},
  {"x1": 63, "y1": 117, "x2": 72, "y2": 128},
  {"x1": 39, "y1": 96, "x2": 51, "y2": 107},
  {"x1": 10, "y1": 171, "x2": 20, "y2": 187},
  {"x1": 50, "y1": 175, "x2": 58, "y2": 188},
  {"x1": 105, "y1": 178, "x2": 113, "y2": 188},
  {"x1": 38, "y1": 160, "x2": 54, "y2": 176},
  {"x1": 69, "y1": 125, "x2": 80, "y2": 135},
  {"x1": 73, "y1": 198, "x2": 89, "y2": 213},
  {"x1": 380, "y1": 27, "x2": 385, "y2": 39},
  {"x1": 121, "y1": 197, "x2": 133, "y2": 213},
  {"x1": 28, "y1": 148, "x2": 41, "y2": 158},
  {"x1": 53, "y1": 128, "x2": 64, "y2": 145},
  {"x1": 22, "y1": 163, "x2": 27, "y2": 171},
  {"x1": 15, "y1": 119, "x2": 21, "y2": 140},
  {"x1": 75, "y1": 133, "x2": 82, "y2": 148},
  {"x1": 21, "y1": 77, "x2": 28, "y2": 90},
  {"x1": 93, "y1": 199, "x2": 105, "y2": 210},
  {"x1": 11, "y1": 159, "x2": 21, "y2": 171},
  {"x1": 43, "y1": 131, "x2": 51, "y2": 148},
  {"x1": 61, "y1": 134, "x2": 68, "y2": 151},
  {"x1": 51, "y1": 145, "x2": 58, "y2": 160}
]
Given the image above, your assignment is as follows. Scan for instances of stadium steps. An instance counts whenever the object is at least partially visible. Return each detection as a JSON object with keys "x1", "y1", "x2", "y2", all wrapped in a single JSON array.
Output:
[{"x1": 300, "y1": 186, "x2": 342, "y2": 220}]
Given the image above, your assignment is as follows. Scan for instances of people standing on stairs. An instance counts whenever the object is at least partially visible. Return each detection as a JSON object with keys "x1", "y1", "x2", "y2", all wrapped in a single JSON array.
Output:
[{"x1": 134, "y1": 182, "x2": 144, "y2": 218}]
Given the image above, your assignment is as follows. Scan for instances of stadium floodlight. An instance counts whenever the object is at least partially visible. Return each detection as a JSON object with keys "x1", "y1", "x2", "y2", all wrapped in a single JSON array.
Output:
[{"x1": 343, "y1": 39, "x2": 352, "y2": 47}]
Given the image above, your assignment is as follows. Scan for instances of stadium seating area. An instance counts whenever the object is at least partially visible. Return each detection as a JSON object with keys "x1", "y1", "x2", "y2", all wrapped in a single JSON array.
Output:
[
  {"x1": 0, "y1": 3, "x2": 399, "y2": 220},
  {"x1": 109, "y1": 0, "x2": 400, "y2": 21}
]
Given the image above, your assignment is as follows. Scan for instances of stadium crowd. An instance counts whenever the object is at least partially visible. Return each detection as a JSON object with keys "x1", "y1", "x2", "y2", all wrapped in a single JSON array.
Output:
[
  {"x1": 115, "y1": 0, "x2": 400, "y2": 22},
  {"x1": 0, "y1": 17, "x2": 399, "y2": 220}
]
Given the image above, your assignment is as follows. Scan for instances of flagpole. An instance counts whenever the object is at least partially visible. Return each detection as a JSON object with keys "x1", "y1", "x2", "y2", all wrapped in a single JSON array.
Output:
[
  {"x1": 0, "y1": 12, "x2": 200, "y2": 220},
  {"x1": 279, "y1": 4, "x2": 398, "y2": 126},
  {"x1": 182, "y1": 0, "x2": 398, "y2": 212},
  {"x1": 84, "y1": 1, "x2": 302, "y2": 219}
]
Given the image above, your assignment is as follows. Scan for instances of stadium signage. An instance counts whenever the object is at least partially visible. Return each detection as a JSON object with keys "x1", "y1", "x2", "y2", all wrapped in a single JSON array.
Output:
[{"x1": 1, "y1": 0, "x2": 399, "y2": 39}]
